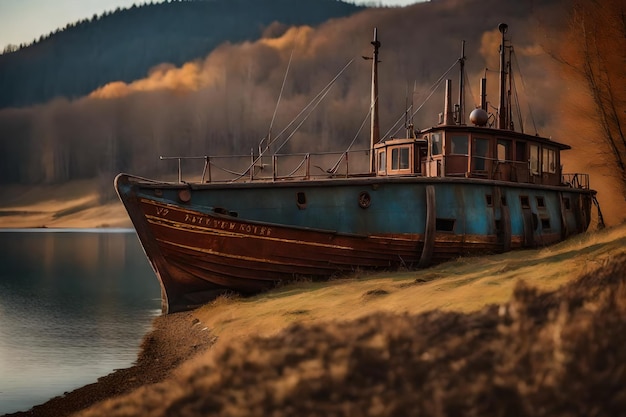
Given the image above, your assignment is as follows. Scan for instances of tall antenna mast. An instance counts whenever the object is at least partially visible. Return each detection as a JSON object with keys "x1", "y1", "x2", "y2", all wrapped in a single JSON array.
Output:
[
  {"x1": 458, "y1": 40, "x2": 466, "y2": 125},
  {"x1": 369, "y1": 28, "x2": 380, "y2": 173},
  {"x1": 497, "y1": 23, "x2": 508, "y2": 130}
]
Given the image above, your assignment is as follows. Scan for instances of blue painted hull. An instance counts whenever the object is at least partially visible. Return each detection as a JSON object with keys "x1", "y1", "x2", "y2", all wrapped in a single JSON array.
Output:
[{"x1": 116, "y1": 174, "x2": 594, "y2": 313}]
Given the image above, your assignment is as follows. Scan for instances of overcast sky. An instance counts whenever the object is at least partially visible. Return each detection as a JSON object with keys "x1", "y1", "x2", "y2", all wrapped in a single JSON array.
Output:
[{"x1": 0, "y1": 0, "x2": 423, "y2": 48}]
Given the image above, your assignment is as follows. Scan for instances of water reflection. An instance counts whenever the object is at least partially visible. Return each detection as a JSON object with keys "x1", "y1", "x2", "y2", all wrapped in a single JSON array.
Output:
[{"x1": 0, "y1": 230, "x2": 160, "y2": 415}]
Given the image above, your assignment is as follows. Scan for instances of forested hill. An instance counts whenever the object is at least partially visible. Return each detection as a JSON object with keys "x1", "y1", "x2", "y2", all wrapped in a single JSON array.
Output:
[{"x1": 0, "y1": 0, "x2": 364, "y2": 109}]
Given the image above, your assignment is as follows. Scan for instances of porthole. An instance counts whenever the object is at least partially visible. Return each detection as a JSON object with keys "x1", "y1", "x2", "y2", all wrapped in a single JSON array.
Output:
[
  {"x1": 358, "y1": 191, "x2": 371, "y2": 209},
  {"x1": 178, "y1": 189, "x2": 191, "y2": 203}
]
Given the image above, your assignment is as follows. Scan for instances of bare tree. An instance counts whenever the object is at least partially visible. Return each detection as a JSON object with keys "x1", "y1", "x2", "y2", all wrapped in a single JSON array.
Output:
[{"x1": 557, "y1": 0, "x2": 626, "y2": 194}]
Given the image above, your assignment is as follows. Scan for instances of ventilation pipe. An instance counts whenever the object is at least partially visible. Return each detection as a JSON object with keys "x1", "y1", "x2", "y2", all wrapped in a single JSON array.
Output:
[{"x1": 442, "y1": 79, "x2": 454, "y2": 125}]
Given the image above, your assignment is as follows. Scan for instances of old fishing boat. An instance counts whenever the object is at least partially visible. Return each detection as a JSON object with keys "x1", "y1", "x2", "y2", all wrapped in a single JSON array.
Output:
[{"x1": 116, "y1": 24, "x2": 600, "y2": 313}]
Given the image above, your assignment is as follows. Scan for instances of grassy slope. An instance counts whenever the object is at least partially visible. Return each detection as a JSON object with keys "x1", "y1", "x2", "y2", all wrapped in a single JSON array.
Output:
[{"x1": 195, "y1": 221, "x2": 626, "y2": 344}]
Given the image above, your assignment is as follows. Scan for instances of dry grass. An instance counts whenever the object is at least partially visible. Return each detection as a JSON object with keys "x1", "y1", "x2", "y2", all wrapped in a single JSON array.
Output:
[{"x1": 195, "y1": 222, "x2": 626, "y2": 345}]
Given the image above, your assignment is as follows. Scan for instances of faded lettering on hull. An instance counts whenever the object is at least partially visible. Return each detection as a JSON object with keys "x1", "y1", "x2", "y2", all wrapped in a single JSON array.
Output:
[{"x1": 176, "y1": 213, "x2": 272, "y2": 237}]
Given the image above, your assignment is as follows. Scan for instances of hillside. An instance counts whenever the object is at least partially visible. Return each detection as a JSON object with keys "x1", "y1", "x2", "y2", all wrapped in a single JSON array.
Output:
[
  {"x1": 0, "y1": 0, "x2": 624, "y2": 226},
  {"x1": 0, "y1": 0, "x2": 364, "y2": 109}
]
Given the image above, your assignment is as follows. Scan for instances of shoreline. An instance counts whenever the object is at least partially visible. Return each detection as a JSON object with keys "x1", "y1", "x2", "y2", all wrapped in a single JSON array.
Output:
[{"x1": 2, "y1": 312, "x2": 215, "y2": 417}]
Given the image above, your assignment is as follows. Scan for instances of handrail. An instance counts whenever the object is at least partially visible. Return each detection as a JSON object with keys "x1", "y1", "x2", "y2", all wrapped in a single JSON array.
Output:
[
  {"x1": 160, "y1": 149, "x2": 370, "y2": 183},
  {"x1": 562, "y1": 173, "x2": 590, "y2": 190},
  {"x1": 159, "y1": 152, "x2": 591, "y2": 190}
]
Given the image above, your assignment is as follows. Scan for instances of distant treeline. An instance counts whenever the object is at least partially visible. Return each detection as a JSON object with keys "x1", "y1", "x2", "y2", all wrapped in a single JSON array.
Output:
[
  {"x1": 0, "y1": 0, "x2": 568, "y2": 193},
  {"x1": 0, "y1": 0, "x2": 363, "y2": 109},
  {"x1": 3, "y1": 0, "x2": 623, "y2": 215}
]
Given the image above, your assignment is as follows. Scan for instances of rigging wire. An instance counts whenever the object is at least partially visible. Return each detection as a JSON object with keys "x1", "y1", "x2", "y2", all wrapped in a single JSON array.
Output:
[
  {"x1": 230, "y1": 57, "x2": 356, "y2": 181},
  {"x1": 386, "y1": 58, "x2": 458, "y2": 139},
  {"x1": 266, "y1": 29, "x2": 299, "y2": 150},
  {"x1": 328, "y1": 104, "x2": 373, "y2": 174},
  {"x1": 511, "y1": 69, "x2": 524, "y2": 133},
  {"x1": 511, "y1": 47, "x2": 538, "y2": 135},
  {"x1": 272, "y1": 58, "x2": 356, "y2": 154},
  {"x1": 463, "y1": 68, "x2": 477, "y2": 110}
]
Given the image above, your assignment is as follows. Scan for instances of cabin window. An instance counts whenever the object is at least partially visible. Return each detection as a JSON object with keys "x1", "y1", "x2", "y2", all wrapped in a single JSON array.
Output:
[
  {"x1": 431, "y1": 132, "x2": 442, "y2": 156},
  {"x1": 450, "y1": 135, "x2": 468, "y2": 155},
  {"x1": 563, "y1": 197, "x2": 571, "y2": 210},
  {"x1": 515, "y1": 141, "x2": 526, "y2": 162},
  {"x1": 472, "y1": 138, "x2": 490, "y2": 171},
  {"x1": 485, "y1": 194, "x2": 493, "y2": 206},
  {"x1": 541, "y1": 218, "x2": 551, "y2": 230},
  {"x1": 542, "y1": 147, "x2": 557, "y2": 173},
  {"x1": 497, "y1": 139, "x2": 512, "y2": 162},
  {"x1": 529, "y1": 144, "x2": 540, "y2": 174},
  {"x1": 378, "y1": 151, "x2": 386, "y2": 172},
  {"x1": 391, "y1": 147, "x2": 410, "y2": 170}
]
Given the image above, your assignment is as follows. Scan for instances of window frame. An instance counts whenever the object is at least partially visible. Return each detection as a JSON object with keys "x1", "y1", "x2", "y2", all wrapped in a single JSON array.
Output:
[
  {"x1": 529, "y1": 144, "x2": 540, "y2": 175},
  {"x1": 449, "y1": 134, "x2": 469, "y2": 155},
  {"x1": 389, "y1": 145, "x2": 412, "y2": 173},
  {"x1": 431, "y1": 132, "x2": 442, "y2": 156},
  {"x1": 497, "y1": 139, "x2": 512, "y2": 162},
  {"x1": 378, "y1": 150, "x2": 386, "y2": 173}
]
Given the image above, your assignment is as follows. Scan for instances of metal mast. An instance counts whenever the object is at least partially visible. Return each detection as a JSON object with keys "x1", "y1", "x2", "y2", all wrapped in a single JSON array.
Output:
[
  {"x1": 497, "y1": 23, "x2": 508, "y2": 130},
  {"x1": 369, "y1": 28, "x2": 380, "y2": 173},
  {"x1": 458, "y1": 40, "x2": 466, "y2": 125}
]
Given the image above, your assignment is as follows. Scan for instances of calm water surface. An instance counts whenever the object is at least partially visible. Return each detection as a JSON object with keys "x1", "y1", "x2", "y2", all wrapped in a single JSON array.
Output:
[{"x1": 0, "y1": 230, "x2": 161, "y2": 415}]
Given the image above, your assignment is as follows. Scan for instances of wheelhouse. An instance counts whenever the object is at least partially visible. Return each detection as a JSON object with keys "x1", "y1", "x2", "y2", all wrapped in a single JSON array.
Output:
[{"x1": 374, "y1": 125, "x2": 571, "y2": 188}]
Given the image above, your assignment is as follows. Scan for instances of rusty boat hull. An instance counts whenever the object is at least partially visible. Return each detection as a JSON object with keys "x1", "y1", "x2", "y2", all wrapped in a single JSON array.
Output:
[{"x1": 115, "y1": 173, "x2": 594, "y2": 313}]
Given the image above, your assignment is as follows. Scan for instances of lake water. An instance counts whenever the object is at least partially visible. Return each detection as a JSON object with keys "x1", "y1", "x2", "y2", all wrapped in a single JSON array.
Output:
[{"x1": 0, "y1": 230, "x2": 161, "y2": 415}]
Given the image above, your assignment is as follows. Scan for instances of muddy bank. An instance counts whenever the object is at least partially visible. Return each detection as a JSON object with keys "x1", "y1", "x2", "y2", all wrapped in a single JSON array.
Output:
[
  {"x1": 64, "y1": 254, "x2": 626, "y2": 417},
  {"x1": 2, "y1": 312, "x2": 214, "y2": 417}
]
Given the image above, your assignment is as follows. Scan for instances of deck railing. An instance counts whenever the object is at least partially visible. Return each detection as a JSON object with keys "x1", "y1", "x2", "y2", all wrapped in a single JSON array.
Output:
[
  {"x1": 159, "y1": 151, "x2": 591, "y2": 190},
  {"x1": 160, "y1": 149, "x2": 372, "y2": 183},
  {"x1": 562, "y1": 173, "x2": 590, "y2": 189}
]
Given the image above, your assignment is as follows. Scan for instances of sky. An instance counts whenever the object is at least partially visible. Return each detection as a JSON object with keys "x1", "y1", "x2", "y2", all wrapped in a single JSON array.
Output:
[{"x1": 0, "y1": 0, "x2": 423, "y2": 49}]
